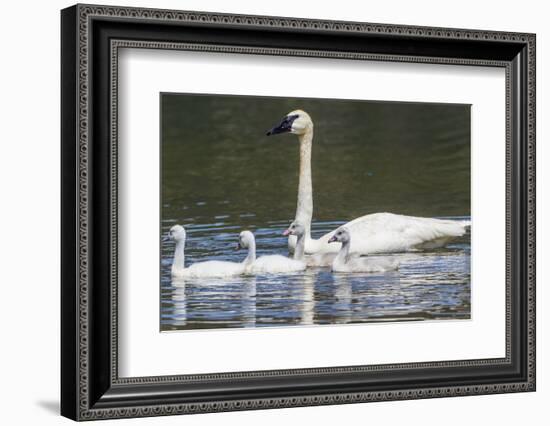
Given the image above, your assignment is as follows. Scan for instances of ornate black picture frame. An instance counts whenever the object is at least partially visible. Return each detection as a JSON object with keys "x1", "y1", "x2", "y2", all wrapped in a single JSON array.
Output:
[{"x1": 61, "y1": 3, "x2": 536, "y2": 421}]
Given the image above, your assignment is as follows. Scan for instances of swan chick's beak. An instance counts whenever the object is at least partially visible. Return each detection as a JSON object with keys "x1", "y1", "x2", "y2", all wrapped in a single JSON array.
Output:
[
  {"x1": 162, "y1": 235, "x2": 170, "y2": 242},
  {"x1": 328, "y1": 236, "x2": 337, "y2": 243},
  {"x1": 282, "y1": 229, "x2": 291, "y2": 236},
  {"x1": 235, "y1": 243, "x2": 242, "y2": 251}
]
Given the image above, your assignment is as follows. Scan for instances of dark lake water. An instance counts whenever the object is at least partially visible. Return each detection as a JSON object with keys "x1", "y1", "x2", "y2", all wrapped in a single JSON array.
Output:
[{"x1": 160, "y1": 94, "x2": 471, "y2": 331}]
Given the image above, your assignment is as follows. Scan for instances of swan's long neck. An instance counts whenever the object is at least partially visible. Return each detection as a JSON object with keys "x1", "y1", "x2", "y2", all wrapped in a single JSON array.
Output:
[
  {"x1": 293, "y1": 233, "x2": 306, "y2": 261},
  {"x1": 336, "y1": 239, "x2": 351, "y2": 264},
  {"x1": 243, "y1": 238, "x2": 257, "y2": 266},
  {"x1": 172, "y1": 239, "x2": 186, "y2": 275},
  {"x1": 296, "y1": 128, "x2": 314, "y2": 240}
]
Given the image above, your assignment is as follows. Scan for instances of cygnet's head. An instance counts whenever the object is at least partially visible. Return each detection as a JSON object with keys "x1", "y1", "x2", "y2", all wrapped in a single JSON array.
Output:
[
  {"x1": 283, "y1": 221, "x2": 305, "y2": 237},
  {"x1": 237, "y1": 230, "x2": 255, "y2": 250},
  {"x1": 266, "y1": 109, "x2": 312, "y2": 137},
  {"x1": 167, "y1": 225, "x2": 186, "y2": 242},
  {"x1": 328, "y1": 227, "x2": 350, "y2": 244}
]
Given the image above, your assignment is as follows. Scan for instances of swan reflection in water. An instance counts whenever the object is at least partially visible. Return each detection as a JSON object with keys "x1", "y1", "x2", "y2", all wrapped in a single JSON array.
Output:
[
  {"x1": 331, "y1": 274, "x2": 352, "y2": 325},
  {"x1": 297, "y1": 273, "x2": 315, "y2": 325},
  {"x1": 164, "y1": 276, "x2": 258, "y2": 330},
  {"x1": 161, "y1": 279, "x2": 187, "y2": 329}
]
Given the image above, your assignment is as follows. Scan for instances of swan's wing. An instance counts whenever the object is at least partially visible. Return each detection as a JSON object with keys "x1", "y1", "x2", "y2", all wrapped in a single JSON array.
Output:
[
  {"x1": 358, "y1": 256, "x2": 400, "y2": 272},
  {"x1": 347, "y1": 213, "x2": 467, "y2": 237},
  {"x1": 306, "y1": 252, "x2": 337, "y2": 267},
  {"x1": 186, "y1": 260, "x2": 244, "y2": 277},
  {"x1": 253, "y1": 255, "x2": 285, "y2": 268},
  {"x1": 253, "y1": 255, "x2": 305, "y2": 273},
  {"x1": 349, "y1": 213, "x2": 468, "y2": 253},
  {"x1": 318, "y1": 213, "x2": 469, "y2": 254}
]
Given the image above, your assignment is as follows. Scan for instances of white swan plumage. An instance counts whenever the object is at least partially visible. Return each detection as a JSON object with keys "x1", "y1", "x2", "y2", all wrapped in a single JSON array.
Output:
[
  {"x1": 238, "y1": 230, "x2": 306, "y2": 274},
  {"x1": 266, "y1": 109, "x2": 470, "y2": 255},
  {"x1": 328, "y1": 227, "x2": 400, "y2": 273},
  {"x1": 309, "y1": 212, "x2": 469, "y2": 255},
  {"x1": 285, "y1": 221, "x2": 336, "y2": 267},
  {"x1": 166, "y1": 225, "x2": 253, "y2": 278}
]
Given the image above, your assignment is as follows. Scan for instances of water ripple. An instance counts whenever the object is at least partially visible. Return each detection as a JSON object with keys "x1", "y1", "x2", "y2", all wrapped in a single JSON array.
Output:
[{"x1": 160, "y1": 218, "x2": 470, "y2": 331}]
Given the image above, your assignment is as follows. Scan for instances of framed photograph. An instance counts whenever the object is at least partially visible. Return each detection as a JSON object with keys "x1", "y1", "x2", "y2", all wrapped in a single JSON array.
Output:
[{"x1": 61, "y1": 4, "x2": 536, "y2": 421}]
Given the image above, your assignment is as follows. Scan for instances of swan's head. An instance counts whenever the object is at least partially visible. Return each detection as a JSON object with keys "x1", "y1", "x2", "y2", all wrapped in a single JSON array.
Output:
[
  {"x1": 237, "y1": 230, "x2": 255, "y2": 250},
  {"x1": 166, "y1": 225, "x2": 186, "y2": 242},
  {"x1": 283, "y1": 221, "x2": 305, "y2": 237},
  {"x1": 328, "y1": 227, "x2": 350, "y2": 244},
  {"x1": 266, "y1": 110, "x2": 312, "y2": 136}
]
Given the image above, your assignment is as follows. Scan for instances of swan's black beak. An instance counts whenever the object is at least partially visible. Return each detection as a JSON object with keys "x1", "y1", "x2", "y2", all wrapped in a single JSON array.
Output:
[
  {"x1": 235, "y1": 242, "x2": 242, "y2": 251},
  {"x1": 266, "y1": 114, "x2": 299, "y2": 136},
  {"x1": 328, "y1": 236, "x2": 337, "y2": 244},
  {"x1": 162, "y1": 235, "x2": 170, "y2": 242}
]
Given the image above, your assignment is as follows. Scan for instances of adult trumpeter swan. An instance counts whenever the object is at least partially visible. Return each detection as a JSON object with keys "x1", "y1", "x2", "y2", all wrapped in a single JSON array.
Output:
[
  {"x1": 166, "y1": 225, "x2": 253, "y2": 278},
  {"x1": 238, "y1": 230, "x2": 306, "y2": 274},
  {"x1": 328, "y1": 227, "x2": 400, "y2": 273},
  {"x1": 266, "y1": 109, "x2": 470, "y2": 255}
]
